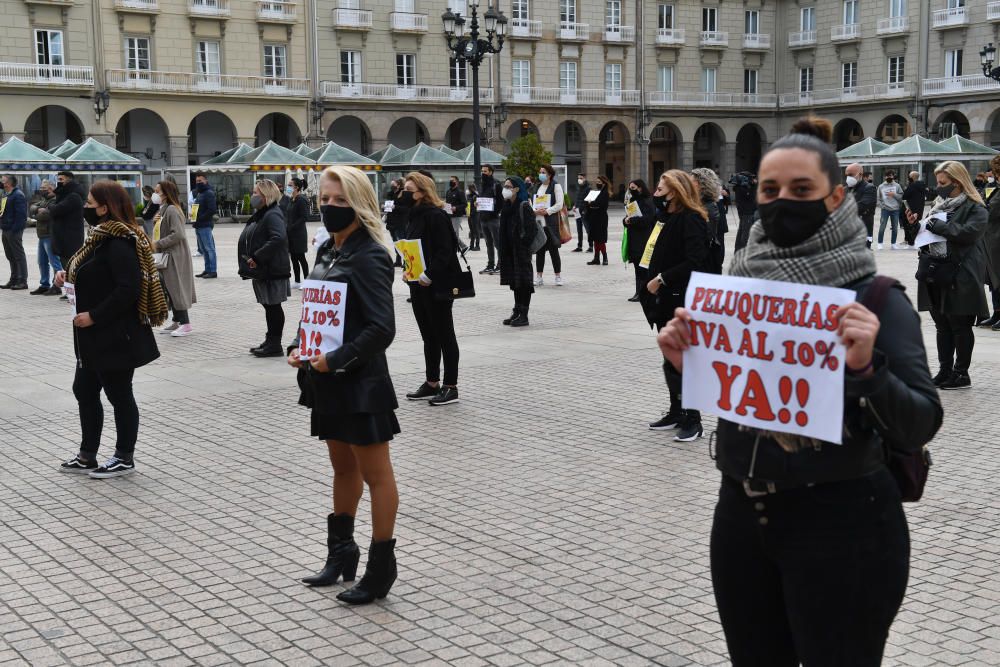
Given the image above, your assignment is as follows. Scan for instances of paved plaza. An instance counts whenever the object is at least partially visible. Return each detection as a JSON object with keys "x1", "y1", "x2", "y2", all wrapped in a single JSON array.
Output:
[{"x1": 2, "y1": 210, "x2": 1000, "y2": 667}]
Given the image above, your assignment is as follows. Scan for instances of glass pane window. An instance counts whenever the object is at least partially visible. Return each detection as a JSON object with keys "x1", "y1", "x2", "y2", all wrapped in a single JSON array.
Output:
[
  {"x1": 197, "y1": 41, "x2": 220, "y2": 75},
  {"x1": 606, "y1": 0, "x2": 621, "y2": 27},
  {"x1": 945, "y1": 49, "x2": 963, "y2": 77},
  {"x1": 842, "y1": 61, "x2": 858, "y2": 89},
  {"x1": 511, "y1": 0, "x2": 528, "y2": 21},
  {"x1": 701, "y1": 67, "x2": 717, "y2": 92},
  {"x1": 946, "y1": 0, "x2": 963, "y2": 8},
  {"x1": 799, "y1": 66, "x2": 814, "y2": 93},
  {"x1": 745, "y1": 10, "x2": 759, "y2": 34},
  {"x1": 658, "y1": 4, "x2": 673, "y2": 30},
  {"x1": 560, "y1": 0, "x2": 576, "y2": 24},
  {"x1": 888, "y1": 56, "x2": 904, "y2": 84},
  {"x1": 744, "y1": 69, "x2": 758, "y2": 94},
  {"x1": 559, "y1": 61, "x2": 577, "y2": 91},
  {"x1": 657, "y1": 65, "x2": 673, "y2": 92},
  {"x1": 449, "y1": 58, "x2": 467, "y2": 87},
  {"x1": 512, "y1": 60, "x2": 530, "y2": 89},
  {"x1": 263, "y1": 44, "x2": 286, "y2": 79},
  {"x1": 340, "y1": 51, "x2": 361, "y2": 84},
  {"x1": 843, "y1": 0, "x2": 858, "y2": 24},
  {"x1": 800, "y1": 7, "x2": 815, "y2": 31},
  {"x1": 35, "y1": 30, "x2": 64, "y2": 67},
  {"x1": 702, "y1": 7, "x2": 717, "y2": 31},
  {"x1": 396, "y1": 53, "x2": 415, "y2": 85},
  {"x1": 125, "y1": 37, "x2": 150, "y2": 71},
  {"x1": 605, "y1": 63, "x2": 622, "y2": 92},
  {"x1": 890, "y1": 0, "x2": 906, "y2": 18}
]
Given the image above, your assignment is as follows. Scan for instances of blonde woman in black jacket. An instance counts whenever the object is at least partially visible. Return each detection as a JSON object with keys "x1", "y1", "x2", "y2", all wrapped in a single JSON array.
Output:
[{"x1": 289, "y1": 166, "x2": 400, "y2": 605}]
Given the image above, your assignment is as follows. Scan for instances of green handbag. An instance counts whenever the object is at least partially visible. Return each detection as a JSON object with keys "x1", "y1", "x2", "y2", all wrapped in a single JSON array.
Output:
[{"x1": 621, "y1": 226, "x2": 630, "y2": 263}]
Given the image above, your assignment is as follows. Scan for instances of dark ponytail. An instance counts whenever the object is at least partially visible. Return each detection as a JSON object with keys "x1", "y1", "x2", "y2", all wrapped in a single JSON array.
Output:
[{"x1": 766, "y1": 116, "x2": 841, "y2": 187}]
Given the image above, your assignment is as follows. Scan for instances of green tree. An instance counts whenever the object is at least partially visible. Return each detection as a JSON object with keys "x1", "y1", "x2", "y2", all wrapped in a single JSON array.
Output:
[{"x1": 501, "y1": 133, "x2": 554, "y2": 179}]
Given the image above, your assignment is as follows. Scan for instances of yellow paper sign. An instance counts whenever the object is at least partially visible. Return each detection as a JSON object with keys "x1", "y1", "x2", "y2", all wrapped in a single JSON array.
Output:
[
  {"x1": 533, "y1": 194, "x2": 551, "y2": 210},
  {"x1": 0, "y1": 197, "x2": 6, "y2": 217},
  {"x1": 394, "y1": 239, "x2": 425, "y2": 283},
  {"x1": 987, "y1": 187, "x2": 996, "y2": 200},
  {"x1": 189, "y1": 203, "x2": 200, "y2": 223},
  {"x1": 639, "y1": 221, "x2": 664, "y2": 269},
  {"x1": 625, "y1": 201, "x2": 641, "y2": 218}
]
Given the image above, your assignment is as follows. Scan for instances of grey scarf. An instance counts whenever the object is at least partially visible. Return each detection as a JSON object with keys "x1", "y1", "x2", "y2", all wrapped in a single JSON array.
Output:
[{"x1": 923, "y1": 193, "x2": 968, "y2": 258}]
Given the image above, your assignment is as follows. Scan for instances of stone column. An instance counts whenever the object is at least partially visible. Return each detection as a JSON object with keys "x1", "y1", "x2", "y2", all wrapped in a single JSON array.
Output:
[
  {"x1": 584, "y1": 140, "x2": 601, "y2": 182},
  {"x1": 238, "y1": 136, "x2": 256, "y2": 148},
  {"x1": 680, "y1": 141, "x2": 694, "y2": 172},
  {"x1": 1, "y1": 131, "x2": 26, "y2": 141},
  {"x1": 167, "y1": 135, "x2": 189, "y2": 168}
]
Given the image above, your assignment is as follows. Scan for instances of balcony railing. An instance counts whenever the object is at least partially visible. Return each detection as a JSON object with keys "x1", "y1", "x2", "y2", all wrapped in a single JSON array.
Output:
[
  {"x1": 390, "y1": 12, "x2": 427, "y2": 31},
  {"x1": 502, "y1": 87, "x2": 639, "y2": 105},
  {"x1": 107, "y1": 69, "x2": 310, "y2": 96},
  {"x1": 922, "y1": 74, "x2": 995, "y2": 97},
  {"x1": 932, "y1": 7, "x2": 967, "y2": 28},
  {"x1": 509, "y1": 18, "x2": 542, "y2": 38},
  {"x1": 332, "y1": 7, "x2": 372, "y2": 29},
  {"x1": 603, "y1": 24, "x2": 634, "y2": 42},
  {"x1": 257, "y1": 1, "x2": 296, "y2": 21},
  {"x1": 647, "y1": 91, "x2": 777, "y2": 108},
  {"x1": 779, "y1": 82, "x2": 913, "y2": 107},
  {"x1": 876, "y1": 16, "x2": 908, "y2": 34},
  {"x1": 655, "y1": 28, "x2": 685, "y2": 45},
  {"x1": 0, "y1": 62, "x2": 94, "y2": 87},
  {"x1": 189, "y1": 0, "x2": 229, "y2": 17},
  {"x1": 990, "y1": 1, "x2": 1000, "y2": 21},
  {"x1": 831, "y1": 23, "x2": 861, "y2": 41},
  {"x1": 322, "y1": 81, "x2": 494, "y2": 102},
  {"x1": 788, "y1": 30, "x2": 816, "y2": 47},
  {"x1": 114, "y1": 0, "x2": 158, "y2": 11},
  {"x1": 742, "y1": 33, "x2": 770, "y2": 49},
  {"x1": 700, "y1": 31, "x2": 728, "y2": 47},
  {"x1": 558, "y1": 22, "x2": 589, "y2": 40}
]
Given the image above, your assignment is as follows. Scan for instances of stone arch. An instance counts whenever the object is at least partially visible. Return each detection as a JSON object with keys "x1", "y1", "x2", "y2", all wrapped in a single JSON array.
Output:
[
  {"x1": 326, "y1": 115, "x2": 371, "y2": 154},
  {"x1": 735, "y1": 123, "x2": 766, "y2": 174},
  {"x1": 255, "y1": 112, "x2": 302, "y2": 148},
  {"x1": 987, "y1": 107, "x2": 1000, "y2": 149},
  {"x1": 187, "y1": 111, "x2": 237, "y2": 164},
  {"x1": 24, "y1": 105, "x2": 84, "y2": 149},
  {"x1": 553, "y1": 120, "x2": 586, "y2": 185},
  {"x1": 648, "y1": 121, "x2": 681, "y2": 183},
  {"x1": 387, "y1": 117, "x2": 429, "y2": 148},
  {"x1": 932, "y1": 110, "x2": 970, "y2": 140},
  {"x1": 506, "y1": 119, "x2": 540, "y2": 144},
  {"x1": 114, "y1": 108, "x2": 169, "y2": 169},
  {"x1": 833, "y1": 118, "x2": 864, "y2": 151},
  {"x1": 598, "y1": 121, "x2": 631, "y2": 193},
  {"x1": 693, "y1": 122, "x2": 725, "y2": 172},
  {"x1": 444, "y1": 118, "x2": 474, "y2": 149},
  {"x1": 877, "y1": 114, "x2": 912, "y2": 144}
]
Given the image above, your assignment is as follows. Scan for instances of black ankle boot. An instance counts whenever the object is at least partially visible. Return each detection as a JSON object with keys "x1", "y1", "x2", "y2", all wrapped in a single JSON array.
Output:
[
  {"x1": 510, "y1": 307, "x2": 529, "y2": 327},
  {"x1": 601, "y1": 250, "x2": 608, "y2": 265},
  {"x1": 978, "y1": 312, "x2": 1000, "y2": 328},
  {"x1": 503, "y1": 306, "x2": 520, "y2": 325},
  {"x1": 586, "y1": 251, "x2": 600, "y2": 265},
  {"x1": 302, "y1": 514, "x2": 360, "y2": 586},
  {"x1": 337, "y1": 539, "x2": 397, "y2": 604},
  {"x1": 252, "y1": 336, "x2": 284, "y2": 357}
]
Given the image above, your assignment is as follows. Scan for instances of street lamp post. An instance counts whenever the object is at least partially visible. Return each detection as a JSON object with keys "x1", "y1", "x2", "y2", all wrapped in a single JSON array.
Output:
[
  {"x1": 981, "y1": 43, "x2": 1000, "y2": 84},
  {"x1": 442, "y1": 1, "x2": 507, "y2": 193}
]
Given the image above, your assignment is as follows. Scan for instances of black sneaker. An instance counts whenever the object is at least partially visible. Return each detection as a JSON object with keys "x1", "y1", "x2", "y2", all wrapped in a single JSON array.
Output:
[
  {"x1": 59, "y1": 456, "x2": 98, "y2": 474},
  {"x1": 479, "y1": 266, "x2": 495, "y2": 275},
  {"x1": 89, "y1": 456, "x2": 136, "y2": 478},
  {"x1": 649, "y1": 410, "x2": 683, "y2": 430},
  {"x1": 30, "y1": 286, "x2": 48, "y2": 295},
  {"x1": 429, "y1": 386, "x2": 459, "y2": 406},
  {"x1": 674, "y1": 419, "x2": 704, "y2": 442},
  {"x1": 931, "y1": 369, "x2": 953, "y2": 388},
  {"x1": 406, "y1": 382, "x2": 440, "y2": 401},
  {"x1": 939, "y1": 372, "x2": 971, "y2": 390}
]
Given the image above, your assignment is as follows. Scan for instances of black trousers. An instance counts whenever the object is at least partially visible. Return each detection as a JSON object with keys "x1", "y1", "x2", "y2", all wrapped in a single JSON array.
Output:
[
  {"x1": 263, "y1": 303, "x2": 285, "y2": 342},
  {"x1": 929, "y1": 309, "x2": 975, "y2": 372},
  {"x1": 482, "y1": 218, "x2": 501, "y2": 268},
  {"x1": 411, "y1": 289, "x2": 459, "y2": 385},
  {"x1": 633, "y1": 264, "x2": 647, "y2": 296},
  {"x1": 2, "y1": 229, "x2": 28, "y2": 284},
  {"x1": 863, "y1": 210, "x2": 875, "y2": 241},
  {"x1": 73, "y1": 367, "x2": 139, "y2": 460},
  {"x1": 576, "y1": 215, "x2": 590, "y2": 248},
  {"x1": 535, "y1": 235, "x2": 562, "y2": 273},
  {"x1": 468, "y1": 213, "x2": 481, "y2": 245},
  {"x1": 163, "y1": 285, "x2": 190, "y2": 325},
  {"x1": 291, "y1": 252, "x2": 309, "y2": 283},
  {"x1": 711, "y1": 469, "x2": 909, "y2": 667},
  {"x1": 734, "y1": 213, "x2": 755, "y2": 252},
  {"x1": 513, "y1": 286, "x2": 532, "y2": 309}
]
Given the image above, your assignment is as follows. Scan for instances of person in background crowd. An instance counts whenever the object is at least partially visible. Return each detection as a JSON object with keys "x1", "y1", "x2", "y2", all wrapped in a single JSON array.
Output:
[
  {"x1": 384, "y1": 179, "x2": 408, "y2": 268},
  {"x1": 980, "y1": 156, "x2": 1000, "y2": 331},
  {"x1": 48, "y1": 171, "x2": 86, "y2": 273},
  {"x1": 877, "y1": 170, "x2": 905, "y2": 250},
  {"x1": 845, "y1": 163, "x2": 877, "y2": 249},
  {"x1": 732, "y1": 171, "x2": 758, "y2": 252},
  {"x1": 499, "y1": 176, "x2": 538, "y2": 327},
  {"x1": 584, "y1": 175, "x2": 611, "y2": 267},
  {"x1": 572, "y1": 172, "x2": 593, "y2": 254},
  {"x1": 691, "y1": 168, "x2": 725, "y2": 274},
  {"x1": 658, "y1": 116, "x2": 942, "y2": 667},
  {"x1": 533, "y1": 164, "x2": 567, "y2": 284},
  {"x1": 151, "y1": 180, "x2": 197, "y2": 337},
  {"x1": 901, "y1": 171, "x2": 927, "y2": 248},
  {"x1": 29, "y1": 180, "x2": 62, "y2": 295},
  {"x1": 139, "y1": 185, "x2": 159, "y2": 239},
  {"x1": 291, "y1": 165, "x2": 400, "y2": 605},
  {"x1": 864, "y1": 171, "x2": 874, "y2": 184},
  {"x1": 0, "y1": 174, "x2": 29, "y2": 290},
  {"x1": 478, "y1": 164, "x2": 503, "y2": 275},
  {"x1": 402, "y1": 171, "x2": 463, "y2": 406},
  {"x1": 238, "y1": 179, "x2": 292, "y2": 358},
  {"x1": 192, "y1": 171, "x2": 218, "y2": 278},
  {"x1": 445, "y1": 176, "x2": 469, "y2": 253},
  {"x1": 524, "y1": 175, "x2": 536, "y2": 195},
  {"x1": 55, "y1": 179, "x2": 166, "y2": 478},
  {"x1": 718, "y1": 183, "x2": 731, "y2": 222},
  {"x1": 383, "y1": 179, "x2": 398, "y2": 203},
  {"x1": 623, "y1": 179, "x2": 656, "y2": 302},
  {"x1": 908, "y1": 160, "x2": 989, "y2": 390},
  {"x1": 642, "y1": 170, "x2": 710, "y2": 442},
  {"x1": 974, "y1": 172, "x2": 987, "y2": 197},
  {"x1": 466, "y1": 182, "x2": 481, "y2": 251},
  {"x1": 286, "y1": 177, "x2": 311, "y2": 289}
]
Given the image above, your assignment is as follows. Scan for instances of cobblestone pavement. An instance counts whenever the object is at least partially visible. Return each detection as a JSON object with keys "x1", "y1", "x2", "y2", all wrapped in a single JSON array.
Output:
[{"x1": 2, "y1": 210, "x2": 999, "y2": 667}]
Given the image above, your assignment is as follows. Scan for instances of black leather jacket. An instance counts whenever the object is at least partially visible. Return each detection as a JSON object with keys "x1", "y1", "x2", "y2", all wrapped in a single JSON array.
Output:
[
  {"x1": 237, "y1": 203, "x2": 290, "y2": 280},
  {"x1": 295, "y1": 229, "x2": 398, "y2": 415}
]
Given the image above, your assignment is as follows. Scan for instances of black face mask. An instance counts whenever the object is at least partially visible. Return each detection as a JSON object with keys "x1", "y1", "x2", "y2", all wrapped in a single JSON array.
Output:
[
  {"x1": 936, "y1": 184, "x2": 956, "y2": 199},
  {"x1": 321, "y1": 205, "x2": 356, "y2": 233},
  {"x1": 652, "y1": 194, "x2": 666, "y2": 209},
  {"x1": 399, "y1": 191, "x2": 415, "y2": 206},
  {"x1": 450, "y1": 182, "x2": 458, "y2": 189},
  {"x1": 758, "y1": 196, "x2": 831, "y2": 248},
  {"x1": 83, "y1": 207, "x2": 102, "y2": 227}
]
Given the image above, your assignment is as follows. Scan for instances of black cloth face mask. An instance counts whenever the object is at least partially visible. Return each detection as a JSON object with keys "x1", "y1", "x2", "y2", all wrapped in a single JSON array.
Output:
[
  {"x1": 758, "y1": 195, "x2": 831, "y2": 248},
  {"x1": 83, "y1": 207, "x2": 102, "y2": 227},
  {"x1": 321, "y1": 205, "x2": 356, "y2": 233}
]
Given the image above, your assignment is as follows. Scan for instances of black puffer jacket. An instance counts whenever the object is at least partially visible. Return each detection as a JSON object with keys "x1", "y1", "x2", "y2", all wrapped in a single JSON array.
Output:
[
  {"x1": 49, "y1": 181, "x2": 86, "y2": 259},
  {"x1": 237, "y1": 202, "x2": 291, "y2": 281}
]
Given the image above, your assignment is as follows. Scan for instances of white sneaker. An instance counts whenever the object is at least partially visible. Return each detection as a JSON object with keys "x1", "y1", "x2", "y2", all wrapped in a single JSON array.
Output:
[
  {"x1": 192, "y1": 252, "x2": 202, "y2": 257},
  {"x1": 877, "y1": 243, "x2": 883, "y2": 250},
  {"x1": 171, "y1": 324, "x2": 193, "y2": 337},
  {"x1": 533, "y1": 275, "x2": 544, "y2": 286},
  {"x1": 290, "y1": 281, "x2": 301, "y2": 289},
  {"x1": 554, "y1": 275, "x2": 564, "y2": 286},
  {"x1": 159, "y1": 322, "x2": 179, "y2": 334}
]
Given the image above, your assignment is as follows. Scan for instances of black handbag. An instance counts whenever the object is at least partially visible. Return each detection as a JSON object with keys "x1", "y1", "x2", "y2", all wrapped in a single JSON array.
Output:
[
  {"x1": 915, "y1": 254, "x2": 959, "y2": 287},
  {"x1": 433, "y1": 225, "x2": 476, "y2": 301}
]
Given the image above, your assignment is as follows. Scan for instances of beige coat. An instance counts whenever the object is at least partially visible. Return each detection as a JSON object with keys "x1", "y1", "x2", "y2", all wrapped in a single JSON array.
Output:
[{"x1": 153, "y1": 204, "x2": 197, "y2": 310}]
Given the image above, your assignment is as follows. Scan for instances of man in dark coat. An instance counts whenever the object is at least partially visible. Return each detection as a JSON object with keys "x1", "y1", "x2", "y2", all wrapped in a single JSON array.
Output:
[
  {"x1": 47, "y1": 171, "x2": 86, "y2": 269},
  {"x1": 445, "y1": 176, "x2": 468, "y2": 252},
  {"x1": 478, "y1": 165, "x2": 504, "y2": 274},
  {"x1": 902, "y1": 171, "x2": 929, "y2": 247},
  {"x1": 192, "y1": 171, "x2": 218, "y2": 278},
  {"x1": 731, "y1": 171, "x2": 757, "y2": 252},
  {"x1": 981, "y1": 156, "x2": 1000, "y2": 330},
  {"x1": 573, "y1": 174, "x2": 592, "y2": 253},
  {"x1": 0, "y1": 174, "x2": 29, "y2": 289},
  {"x1": 845, "y1": 163, "x2": 876, "y2": 248}
]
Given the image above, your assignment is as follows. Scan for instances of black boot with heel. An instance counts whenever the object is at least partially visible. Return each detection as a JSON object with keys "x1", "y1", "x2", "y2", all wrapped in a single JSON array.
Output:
[
  {"x1": 503, "y1": 306, "x2": 520, "y2": 325},
  {"x1": 302, "y1": 514, "x2": 361, "y2": 587},
  {"x1": 510, "y1": 306, "x2": 529, "y2": 327},
  {"x1": 337, "y1": 539, "x2": 397, "y2": 605}
]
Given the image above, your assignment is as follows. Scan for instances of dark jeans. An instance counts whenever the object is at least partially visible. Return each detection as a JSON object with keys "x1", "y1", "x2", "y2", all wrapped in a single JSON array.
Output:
[
  {"x1": 514, "y1": 286, "x2": 532, "y2": 309},
  {"x1": 195, "y1": 226, "x2": 217, "y2": 273},
  {"x1": 2, "y1": 228, "x2": 28, "y2": 284},
  {"x1": 482, "y1": 218, "x2": 501, "y2": 268},
  {"x1": 291, "y1": 252, "x2": 309, "y2": 283},
  {"x1": 576, "y1": 215, "x2": 590, "y2": 248},
  {"x1": 734, "y1": 213, "x2": 755, "y2": 252},
  {"x1": 263, "y1": 303, "x2": 285, "y2": 342},
  {"x1": 878, "y1": 209, "x2": 901, "y2": 245},
  {"x1": 711, "y1": 469, "x2": 909, "y2": 666},
  {"x1": 862, "y1": 209, "x2": 875, "y2": 242},
  {"x1": 411, "y1": 288, "x2": 459, "y2": 385},
  {"x1": 633, "y1": 264, "x2": 647, "y2": 296},
  {"x1": 535, "y1": 235, "x2": 561, "y2": 274},
  {"x1": 468, "y1": 212, "x2": 481, "y2": 246},
  {"x1": 929, "y1": 309, "x2": 975, "y2": 373},
  {"x1": 73, "y1": 367, "x2": 139, "y2": 460}
]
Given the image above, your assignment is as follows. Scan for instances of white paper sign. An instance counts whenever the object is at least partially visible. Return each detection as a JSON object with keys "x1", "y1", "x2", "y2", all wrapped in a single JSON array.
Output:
[
  {"x1": 298, "y1": 279, "x2": 348, "y2": 360},
  {"x1": 383, "y1": 200, "x2": 395, "y2": 213},
  {"x1": 476, "y1": 196, "x2": 495, "y2": 212},
  {"x1": 584, "y1": 190, "x2": 600, "y2": 203},
  {"x1": 444, "y1": 203, "x2": 454, "y2": 214},
  {"x1": 681, "y1": 272, "x2": 854, "y2": 444},
  {"x1": 313, "y1": 226, "x2": 330, "y2": 248},
  {"x1": 914, "y1": 219, "x2": 947, "y2": 249},
  {"x1": 63, "y1": 282, "x2": 77, "y2": 317}
]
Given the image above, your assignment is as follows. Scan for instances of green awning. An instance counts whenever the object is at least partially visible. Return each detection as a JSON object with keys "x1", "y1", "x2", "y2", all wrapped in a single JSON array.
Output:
[
  {"x1": 367, "y1": 144, "x2": 403, "y2": 163},
  {"x1": 292, "y1": 143, "x2": 315, "y2": 156},
  {"x1": 454, "y1": 144, "x2": 506, "y2": 165},
  {"x1": 0, "y1": 137, "x2": 64, "y2": 165},
  {"x1": 836, "y1": 138, "x2": 889, "y2": 159},
  {"x1": 937, "y1": 135, "x2": 1000, "y2": 156},
  {"x1": 63, "y1": 138, "x2": 143, "y2": 165},
  {"x1": 878, "y1": 135, "x2": 952, "y2": 157},
  {"x1": 436, "y1": 145, "x2": 463, "y2": 157},
  {"x1": 310, "y1": 142, "x2": 376, "y2": 165},
  {"x1": 48, "y1": 139, "x2": 79, "y2": 159},
  {"x1": 203, "y1": 143, "x2": 255, "y2": 165},
  {"x1": 240, "y1": 141, "x2": 316, "y2": 168},
  {"x1": 380, "y1": 143, "x2": 466, "y2": 167}
]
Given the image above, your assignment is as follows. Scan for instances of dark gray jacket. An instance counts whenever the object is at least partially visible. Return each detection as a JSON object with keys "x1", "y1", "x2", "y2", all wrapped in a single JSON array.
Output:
[
  {"x1": 851, "y1": 181, "x2": 877, "y2": 218},
  {"x1": 985, "y1": 188, "x2": 1000, "y2": 287},
  {"x1": 917, "y1": 199, "x2": 989, "y2": 317}
]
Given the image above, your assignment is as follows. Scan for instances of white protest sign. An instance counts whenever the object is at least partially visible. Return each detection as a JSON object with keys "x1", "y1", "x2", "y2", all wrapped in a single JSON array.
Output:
[
  {"x1": 476, "y1": 196, "x2": 495, "y2": 212},
  {"x1": 383, "y1": 200, "x2": 395, "y2": 213},
  {"x1": 584, "y1": 190, "x2": 600, "y2": 203},
  {"x1": 681, "y1": 272, "x2": 854, "y2": 444},
  {"x1": 63, "y1": 282, "x2": 77, "y2": 317},
  {"x1": 298, "y1": 279, "x2": 348, "y2": 360}
]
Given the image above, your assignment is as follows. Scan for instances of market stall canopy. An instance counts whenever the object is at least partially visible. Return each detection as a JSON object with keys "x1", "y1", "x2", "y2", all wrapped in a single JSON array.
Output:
[
  {"x1": 309, "y1": 141, "x2": 377, "y2": 167},
  {"x1": 436, "y1": 145, "x2": 462, "y2": 157},
  {"x1": 937, "y1": 135, "x2": 1000, "y2": 156},
  {"x1": 454, "y1": 144, "x2": 506, "y2": 165},
  {"x1": 240, "y1": 140, "x2": 316, "y2": 171},
  {"x1": 48, "y1": 139, "x2": 79, "y2": 159},
  {"x1": 62, "y1": 138, "x2": 143, "y2": 170},
  {"x1": 202, "y1": 143, "x2": 254, "y2": 167},
  {"x1": 380, "y1": 142, "x2": 466, "y2": 167},
  {"x1": 878, "y1": 135, "x2": 953, "y2": 159},
  {"x1": 836, "y1": 138, "x2": 890, "y2": 160},
  {"x1": 0, "y1": 137, "x2": 65, "y2": 170},
  {"x1": 367, "y1": 144, "x2": 403, "y2": 164},
  {"x1": 292, "y1": 143, "x2": 315, "y2": 156}
]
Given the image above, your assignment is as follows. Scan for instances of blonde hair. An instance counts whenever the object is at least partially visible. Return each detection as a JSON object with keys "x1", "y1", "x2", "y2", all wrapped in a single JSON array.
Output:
[
  {"x1": 660, "y1": 169, "x2": 709, "y2": 222},
  {"x1": 934, "y1": 161, "x2": 984, "y2": 206},
  {"x1": 255, "y1": 179, "x2": 283, "y2": 207},
  {"x1": 320, "y1": 166, "x2": 394, "y2": 257},
  {"x1": 404, "y1": 171, "x2": 445, "y2": 208}
]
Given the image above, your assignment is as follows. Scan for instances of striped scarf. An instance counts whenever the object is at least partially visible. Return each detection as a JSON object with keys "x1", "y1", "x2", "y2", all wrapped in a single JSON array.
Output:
[{"x1": 67, "y1": 220, "x2": 168, "y2": 327}]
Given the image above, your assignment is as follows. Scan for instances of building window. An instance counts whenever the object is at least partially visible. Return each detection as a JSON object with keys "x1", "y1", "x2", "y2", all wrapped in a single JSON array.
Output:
[
  {"x1": 396, "y1": 53, "x2": 415, "y2": 86},
  {"x1": 511, "y1": 0, "x2": 528, "y2": 21},
  {"x1": 197, "y1": 41, "x2": 221, "y2": 76},
  {"x1": 890, "y1": 0, "x2": 906, "y2": 17},
  {"x1": 124, "y1": 37, "x2": 150, "y2": 72},
  {"x1": 559, "y1": 61, "x2": 577, "y2": 91},
  {"x1": 744, "y1": 69, "x2": 758, "y2": 94},
  {"x1": 35, "y1": 30, "x2": 64, "y2": 69},
  {"x1": 340, "y1": 50, "x2": 361, "y2": 84},
  {"x1": 842, "y1": 61, "x2": 858, "y2": 90},
  {"x1": 946, "y1": 0, "x2": 964, "y2": 7},
  {"x1": 658, "y1": 65, "x2": 673, "y2": 92},
  {"x1": 512, "y1": 59, "x2": 530, "y2": 89},
  {"x1": 605, "y1": 63, "x2": 622, "y2": 92},
  {"x1": 395, "y1": 0, "x2": 414, "y2": 12},
  {"x1": 445, "y1": 0, "x2": 464, "y2": 14},
  {"x1": 888, "y1": 56, "x2": 905, "y2": 85},
  {"x1": 449, "y1": 58, "x2": 467, "y2": 88},
  {"x1": 883, "y1": 121, "x2": 907, "y2": 142},
  {"x1": 799, "y1": 66, "x2": 814, "y2": 93},
  {"x1": 606, "y1": 0, "x2": 621, "y2": 28},
  {"x1": 945, "y1": 49, "x2": 963, "y2": 77},
  {"x1": 658, "y1": 4, "x2": 674, "y2": 29},
  {"x1": 702, "y1": 67, "x2": 717, "y2": 92},
  {"x1": 560, "y1": 0, "x2": 576, "y2": 24},
  {"x1": 702, "y1": 7, "x2": 718, "y2": 32},
  {"x1": 263, "y1": 44, "x2": 286, "y2": 79},
  {"x1": 843, "y1": 0, "x2": 858, "y2": 24},
  {"x1": 745, "y1": 10, "x2": 759, "y2": 34},
  {"x1": 800, "y1": 6, "x2": 815, "y2": 31}
]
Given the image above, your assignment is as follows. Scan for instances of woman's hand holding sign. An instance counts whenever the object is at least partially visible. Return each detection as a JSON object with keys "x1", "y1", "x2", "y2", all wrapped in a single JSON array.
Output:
[{"x1": 833, "y1": 302, "x2": 879, "y2": 376}]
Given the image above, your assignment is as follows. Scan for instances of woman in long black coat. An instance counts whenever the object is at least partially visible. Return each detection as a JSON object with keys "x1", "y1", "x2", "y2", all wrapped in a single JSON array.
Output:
[
  {"x1": 286, "y1": 177, "x2": 311, "y2": 288},
  {"x1": 585, "y1": 175, "x2": 612, "y2": 265},
  {"x1": 623, "y1": 179, "x2": 656, "y2": 301},
  {"x1": 499, "y1": 176, "x2": 539, "y2": 327}
]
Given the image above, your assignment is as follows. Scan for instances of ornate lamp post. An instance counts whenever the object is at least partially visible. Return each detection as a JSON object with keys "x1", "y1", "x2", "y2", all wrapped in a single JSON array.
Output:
[
  {"x1": 93, "y1": 90, "x2": 110, "y2": 123},
  {"x1": 981, "y1": 43, "x2": 1000, "y2": 84},
  {"x1": 442, "y1": 1, "x2": 507, "y2": 191}
]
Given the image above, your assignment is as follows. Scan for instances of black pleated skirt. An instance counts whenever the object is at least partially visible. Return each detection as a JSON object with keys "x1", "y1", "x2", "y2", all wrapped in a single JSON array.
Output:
[{"x1": 311, "y1": 411, "x2": 400, "y2": 445}]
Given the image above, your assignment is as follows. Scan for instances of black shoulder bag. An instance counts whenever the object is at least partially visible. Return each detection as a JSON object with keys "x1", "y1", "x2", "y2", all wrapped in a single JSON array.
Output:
[{"x1": 433, "y1": 219, "x2": 476, "y2": 301}]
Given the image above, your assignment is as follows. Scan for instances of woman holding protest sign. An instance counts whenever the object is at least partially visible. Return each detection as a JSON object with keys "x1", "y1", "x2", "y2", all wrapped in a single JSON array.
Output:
[
  {"x1": 532, "y1": 164, "x2": 565, "y2": 286},
  {"x1": 151, "y1": 180, "x2": 196, "y2": 337},
  {"x1": 657, "y1": 117, "x2": 943, "y2": 667},
  {"x1": 499, "y1": 176, "x2": 542, "y2": 327},
  {"x1": 641, "y1": 170, "x2": 711, "y2": 442},
  {"x1": 238, "y1": 179, "x2": 292, "y2": 357},
  {"x1": 585, "y1": 175, "x2": 611, "y2": 266},
  {"x1": 288, "y1": 165, "x2": 400, "y2": 606},
  {"x1": 622, "y1": 179, "x2": 655, "y2": 302}
]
